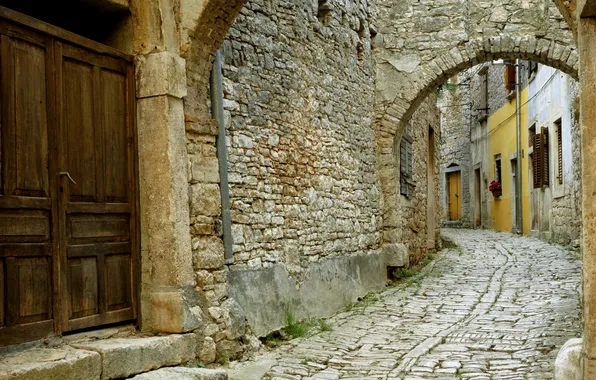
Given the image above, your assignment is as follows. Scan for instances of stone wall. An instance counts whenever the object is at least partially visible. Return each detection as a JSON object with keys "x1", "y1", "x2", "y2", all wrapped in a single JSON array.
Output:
[
  {"x1": 438, "y1": 75, "x2": 472, "y2": 228},
  {"x1": 197, "y1": 0, "x2": 390, "y2": 341},
  {"x1": 394, "y1": 94, "x2": 442, "y2": 264},
  {"x1": 538, "y1": 69, "x2": 582, "y2": 245}
]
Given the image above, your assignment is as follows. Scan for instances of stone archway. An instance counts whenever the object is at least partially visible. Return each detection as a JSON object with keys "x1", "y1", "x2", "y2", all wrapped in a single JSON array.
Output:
[{"x1": 373, "y1": 0, "x2": 578, "y2": 273}]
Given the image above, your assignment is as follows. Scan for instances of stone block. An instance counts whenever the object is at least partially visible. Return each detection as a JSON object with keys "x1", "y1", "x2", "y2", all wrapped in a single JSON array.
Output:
[
  {"x1": 190, "y1": 184, "x2": 222, "y2": 217},
  {"x1": 0, "y1": 347, "x2": 101, "y2": 380},
  {"x1": 383, "y1": 243, "x2": 410, "y2": 267},
  {"x1": 72, "y1": 334, "x2": 197, "y2": 380},
  {"x1": 554, "y1": 338, "x2": 582, "y2": 380},
  {"x1": 136, "y1": 52, "x2": 187, "y2": 99},
  {"x1": 193, "y1": 236, "x2": 225, "y2": 269},
  {"x1": 150, "y1": 290, "x2": 203, "y2": 333},
  {"x1": 130, "y1": 367, "x2": 228, "y2": 380}
]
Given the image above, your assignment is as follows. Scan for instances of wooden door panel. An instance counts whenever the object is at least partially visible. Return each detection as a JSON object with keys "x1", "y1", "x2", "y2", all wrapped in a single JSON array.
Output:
[
  {"x1": 7, "y1": 257, "x2": 52, "y2": 325},
  {"x1": 63, "y1": 59, "x2": 97, "y2": 202},
  {"x1": 2, "y1": 37, "x2": 50, "y2": 198},
  {"x1": 105, "y1": 254, "x2": 131, "y2": 311},
  {"x1": 68, "y1": 257, "x2": 99, "y2": 319},
  {"x1": 102, "y1": 70, "x2": 128, "y2": 203},
  {"x1": 68, "y1": 214, "x2": 129, "y2": 242}
]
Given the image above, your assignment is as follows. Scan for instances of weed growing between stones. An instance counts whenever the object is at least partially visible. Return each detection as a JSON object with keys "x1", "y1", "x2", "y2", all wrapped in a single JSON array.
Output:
[{"x1": 318, "y1": 319, "x2": 333, "y2": 332}]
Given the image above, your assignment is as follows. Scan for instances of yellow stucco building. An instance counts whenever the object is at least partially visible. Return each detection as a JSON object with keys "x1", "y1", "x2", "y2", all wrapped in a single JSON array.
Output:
[{"x1": 487, "y1": 87, "x2": 531, "y2": 235}]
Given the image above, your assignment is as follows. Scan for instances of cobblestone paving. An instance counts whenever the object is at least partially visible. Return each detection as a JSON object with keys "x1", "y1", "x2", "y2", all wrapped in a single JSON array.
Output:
[{"x1": 232, "y1": 229, "x2": 582, "y2": 379}]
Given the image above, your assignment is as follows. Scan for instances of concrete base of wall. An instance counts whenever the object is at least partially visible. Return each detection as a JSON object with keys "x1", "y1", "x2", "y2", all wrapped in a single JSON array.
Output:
[{"x1": 227, "y1": 253, "x2": 386, "y2": 337}]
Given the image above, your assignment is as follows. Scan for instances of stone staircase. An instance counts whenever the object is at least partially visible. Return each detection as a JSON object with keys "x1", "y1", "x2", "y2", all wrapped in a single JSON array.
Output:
[{"x1": 0, "y1": 329, "x2": 227, "y2": 380}]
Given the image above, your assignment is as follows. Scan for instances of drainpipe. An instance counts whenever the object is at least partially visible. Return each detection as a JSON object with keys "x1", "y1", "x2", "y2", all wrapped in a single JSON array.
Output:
[
  {"x1": 515, "y1": 59, "x2": 523, "y2": 234},
  {"x1": 211, "y1": 50, "x2": 234, "y2": 264}
]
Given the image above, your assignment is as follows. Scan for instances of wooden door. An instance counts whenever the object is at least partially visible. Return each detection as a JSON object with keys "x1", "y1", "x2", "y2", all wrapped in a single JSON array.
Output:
[
  {"x1": 56, "y1": 42, "x2": 136, "y2": 333},
  {"x1": 0, "y1": 23, "x2": 57, "y2": 346},
  {"x1": 448, "y1": 171, "x2": 462, "y2": 221},
  {"x1": 0, "y1": 8, "x2": 137, "y2": 346}
]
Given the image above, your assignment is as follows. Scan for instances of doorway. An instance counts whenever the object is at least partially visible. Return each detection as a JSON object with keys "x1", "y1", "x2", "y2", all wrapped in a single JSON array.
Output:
[
  {"x1": 474, "y1": 168, "x2": 481, "y2": 227},
  {"x1": 0, "y1": 8, "x2": 138, "y2": 346},
  {"x1": 446, "y1": 171, "x2": 462, "y2": 221}
]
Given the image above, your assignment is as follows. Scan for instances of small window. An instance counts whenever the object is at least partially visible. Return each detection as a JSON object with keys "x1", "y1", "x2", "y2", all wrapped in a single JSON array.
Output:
[
  {"x1": 528, "y1": 123, "x2": 536, "y2": 147},
  {"x1": 528, "y1": 61, "x2": 538, "y2": 80},
  {"x1": 317, "y1": 0, "x2": 332, "y2": 26},
  {"x1": 532, "y1": 127, "x2": 550, "y2": 188},
  {"x1": 504, "y1": 63, "x2": 516, "y2": 95},
  {"x1": 494, "y1": 154, "x2": 502, "y2": 183},
  {"x1": 400, "y1": 121, "x2": 415, "y2": 198},
  {"x1": 556, "y1": 119, "x2": 563, "y2": 185}
]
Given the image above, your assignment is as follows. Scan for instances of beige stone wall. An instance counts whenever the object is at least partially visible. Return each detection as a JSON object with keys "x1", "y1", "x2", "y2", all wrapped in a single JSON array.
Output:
[
  {"x1": 394, "y1": 94, "x2": 442, "y2": 264},
  {"x1": 219, "y1": 0, "x2": 381, "y2": 274}
]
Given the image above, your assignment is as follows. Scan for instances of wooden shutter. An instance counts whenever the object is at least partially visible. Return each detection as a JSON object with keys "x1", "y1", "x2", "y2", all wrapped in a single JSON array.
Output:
[
  {"x1": 504, "y1": 64, "x2": 516, "y2": 92},
  {"x1": 533, "y1": 134, "x2": 542, "y2": 189},
  {"x1": 557, "y1": 125, "x2": 563, "y2": 185},
  {"x1": 541, "y1": 127, "x2": 549, "y2": 186}
]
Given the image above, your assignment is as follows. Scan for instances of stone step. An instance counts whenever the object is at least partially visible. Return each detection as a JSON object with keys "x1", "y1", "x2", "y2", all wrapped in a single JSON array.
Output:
[
  {"x1": 0, "y1": 333, "x2": 199, "y2": 380},
  {"x1": 130, "y1": 367, "x2": 228, "y2": 379}
]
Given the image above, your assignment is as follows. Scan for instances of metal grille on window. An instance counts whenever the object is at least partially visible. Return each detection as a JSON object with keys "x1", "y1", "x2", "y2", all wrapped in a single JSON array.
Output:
[{"x1": 400, "y1": 121, "x2": 414, "y2": 198}]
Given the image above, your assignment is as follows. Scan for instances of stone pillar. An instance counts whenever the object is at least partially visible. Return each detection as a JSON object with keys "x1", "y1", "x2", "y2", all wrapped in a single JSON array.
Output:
[
  {"x1": 579, "y1": 4, "x2": 596, "y2": 377},
  {"x1": 135, "y1": 51, "x2": 201, "y2": 333}
]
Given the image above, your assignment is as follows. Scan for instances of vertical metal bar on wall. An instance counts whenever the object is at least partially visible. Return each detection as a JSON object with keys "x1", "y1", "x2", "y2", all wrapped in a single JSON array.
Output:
[
  {"x1": 515, "y1": 59, "x2": 523, "y2": 234},
  {"x1": 211, "y1": 51, "x2": 234, "y2": 264}
]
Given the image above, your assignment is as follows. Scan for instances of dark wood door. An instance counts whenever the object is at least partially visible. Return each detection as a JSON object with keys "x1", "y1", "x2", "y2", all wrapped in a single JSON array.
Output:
[{"x1": 0, "y1": 9, "x2": 137, "y2": 346}]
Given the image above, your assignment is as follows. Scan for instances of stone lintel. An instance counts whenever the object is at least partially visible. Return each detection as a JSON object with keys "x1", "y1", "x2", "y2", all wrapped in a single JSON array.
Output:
[{"x1": 136, "y1": 52, "x2": 187, "y2": 99}]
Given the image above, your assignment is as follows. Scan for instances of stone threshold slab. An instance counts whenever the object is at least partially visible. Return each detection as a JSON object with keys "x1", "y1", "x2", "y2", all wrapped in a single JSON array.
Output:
[{"x1": 0, "y1": 333, "x2": 209, "y2": 380}]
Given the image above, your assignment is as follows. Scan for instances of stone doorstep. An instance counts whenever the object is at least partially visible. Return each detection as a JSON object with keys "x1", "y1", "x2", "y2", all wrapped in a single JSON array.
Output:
[
  {"x1": 130, "y1": 368, "x2": 228, "y2": 380},
  {"x1": 0, "y1": 333, "x2": 212, "y2": 380}
]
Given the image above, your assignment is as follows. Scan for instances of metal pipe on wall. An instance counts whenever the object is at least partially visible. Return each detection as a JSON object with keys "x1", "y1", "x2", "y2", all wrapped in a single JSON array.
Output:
[
  {"x1": 515, "y1": 59, "x2": 523, "y2": 234},
  {"x1": 211, "y1": 50, "x2": 234, "y2": 264}
]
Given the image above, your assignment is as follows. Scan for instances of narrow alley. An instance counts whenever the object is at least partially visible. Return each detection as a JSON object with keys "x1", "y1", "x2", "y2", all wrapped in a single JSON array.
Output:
[{"x1": 230, "y1": 229, "x2": 581, "y2": 380}]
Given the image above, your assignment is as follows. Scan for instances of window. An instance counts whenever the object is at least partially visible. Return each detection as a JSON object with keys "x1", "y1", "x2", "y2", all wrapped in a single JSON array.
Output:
[
  {"x1": 532, "y1": 127, "x2": 550, "y2": 188},
  {"x1": 317, "y1": 0, "x2": 332, "y2": 26},
  {"x1": 556, "y1": 119, "x2": 563, "y2": 185},
  {"x1": 494, "y1": 154, "x2": 502, "y2": 183},
  {"x1": 478, "y1": 68, "x2": 488, "y2": 121},
  {"x1": 528, "y1": 123, "x2": 536, "y2": 147},
  {"x1": 504, "y1": 63, "x2": 516, "y2": 95},
  {"x1": 528, "y1": 61, "x2": 538, "y2": 80},
  {"x1": 400, "y1": 122, "x2": 414, "y2": 198}
]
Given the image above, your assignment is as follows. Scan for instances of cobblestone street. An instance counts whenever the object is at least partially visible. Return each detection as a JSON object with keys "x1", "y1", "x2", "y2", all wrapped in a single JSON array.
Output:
[{"x1": 230, "y1": 229, "x2": 582, "y2": 380}]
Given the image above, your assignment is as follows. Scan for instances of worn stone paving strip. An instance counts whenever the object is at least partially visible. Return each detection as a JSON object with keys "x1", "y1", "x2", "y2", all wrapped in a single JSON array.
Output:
[{"x1": 228, "y1": 229, "x2": 581, "y2": 379}]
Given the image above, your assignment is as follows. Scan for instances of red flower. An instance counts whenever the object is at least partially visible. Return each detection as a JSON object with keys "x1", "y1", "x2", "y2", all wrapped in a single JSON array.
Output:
[{"x1": 489, "y1": 180, "x2": 502, "y2": 192}]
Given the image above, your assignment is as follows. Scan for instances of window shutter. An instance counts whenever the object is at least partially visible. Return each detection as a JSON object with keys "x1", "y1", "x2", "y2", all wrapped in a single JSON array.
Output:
[
  {"x1": 400, "y1": 139, "x2": 407, "y2": 196},
  {"x1": 541, "y1": 127, "x2": 550, "y2": 186},
  {"x1": 504, "y1": 65, "x2": 516, "y2": 92},
  {"x1": 406, "y1": 141, "x2": 413, "y2": 177},
  {"x1": 557, "y1": 126, "x2": 563, "y2": 185},
  {"x1": 533, "y1": 134, "x2": 542, "y2": 189}
]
